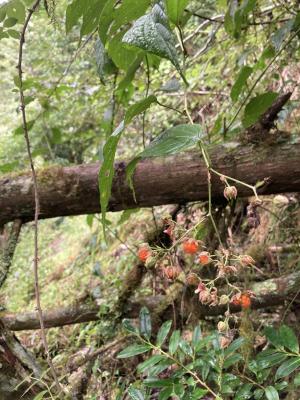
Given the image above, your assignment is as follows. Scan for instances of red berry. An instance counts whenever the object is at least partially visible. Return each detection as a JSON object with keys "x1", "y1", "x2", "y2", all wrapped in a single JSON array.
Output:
[
  {"x1": 182, "y1": 239, "x2": 199, "y2": 254},
  {"x1": 241, "y1": 293, "x2": 251, "y2": 309}
]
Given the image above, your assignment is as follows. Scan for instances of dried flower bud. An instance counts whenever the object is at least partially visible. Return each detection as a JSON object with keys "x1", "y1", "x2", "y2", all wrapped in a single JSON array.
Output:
[
  {"x1": 219, "y1": 335, "x2": 233, "y2": 348},
  {"x1": 224, "y1": 186, "x2": 238, "y2": 201},
  {"x1": 273, "y1": 195, "x2": 289, "y2": 206},
  {"x1": 240, "y1": 255, "x2": 255, "y2": 266},
  {"x1": 219, "y1": 175, "x2": 226, "y2": 183},
  {"x1": 163, "y1": 265, "x2": 181, "y2": 280},
  {"x1": 219, "y1": 294, "x2": 230, "y2": 305},
  {"x1": 217, "y1": 321, "x2": 228, "y2": 332},
  {"x1": 186, "y1": 273, "x2": 199, "y2": 286}
]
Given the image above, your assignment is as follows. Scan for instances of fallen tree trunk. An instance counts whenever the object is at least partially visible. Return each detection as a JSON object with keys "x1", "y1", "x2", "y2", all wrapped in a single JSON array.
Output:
[
  {"x1": 3, "y1": 271, "x2": 300, "y2": 331},
  {"x1": 0, "y1": 141, "x2": 299, "y2": 225}
]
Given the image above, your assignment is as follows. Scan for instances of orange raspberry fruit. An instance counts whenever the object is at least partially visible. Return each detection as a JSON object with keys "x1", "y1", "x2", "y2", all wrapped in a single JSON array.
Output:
[
  {"x1": 182, "y1": 239, "x2": 199, "y2": 254},
  {"x1": 240, "y1": 293, "x2": 251, "y2": 309},
  {"x1": 138, "y1": 247, "x2": 151, "y2": 263},
  {"x1": 198, "y1": 251, "x2": 211, "y2": 266}
]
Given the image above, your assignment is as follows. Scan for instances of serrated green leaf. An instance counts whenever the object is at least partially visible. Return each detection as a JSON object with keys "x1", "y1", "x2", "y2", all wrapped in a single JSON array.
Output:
[
  {"x1": 148, "y1": 359, "x2": 174, "y2": 376},
  {"x1": 117, "y1": 343, "x2": 151, "y2": 358},
  {"x1": 139, "y1": 307, "x2": 152, "y2": 339},
  {"x1": 275, "y1": 357, "x2": 300, "y2": 380},
  {"x1": 122, "y1": 2, "x2": 187, "y2": 84},
  {"x1": 278, "y1": 325, "x2": 299, "y2": 353},
  {"x1": 156, "y1": 320, "x2": 172, "y2": 347},
  {"x1": 128, "y1": 386, "x2": 145, "y2": 400},
  {"x1": 169, "y1": 330, "x2": 180, "y2": 355},
  {"x1": 166, "y1": 0, "x2": 189, "y2": 25},
  {"x1": 125, "y1": 95, "x2": 157, "y2": 124},
  {"x1": 98, "y1": 120, "x2": 125, "y2": 238},
  {"x1": 242, "y1": 92, "x2": 278, "y2": 128},
  {"x1": 3, "y1": 17, "x2": 17, "y2": 27},
  {"x1": 264, "y1": 386, "x2": 279, "y2": 400},
  {"x1": 231, "y1": 66, "x2": 253, "y2": 102}
]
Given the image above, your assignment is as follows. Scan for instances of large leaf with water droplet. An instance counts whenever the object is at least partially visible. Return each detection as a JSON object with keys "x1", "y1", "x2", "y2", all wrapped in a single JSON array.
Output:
[{"x1": 122, "y1": 2, "x2": 186, "y2": 83}]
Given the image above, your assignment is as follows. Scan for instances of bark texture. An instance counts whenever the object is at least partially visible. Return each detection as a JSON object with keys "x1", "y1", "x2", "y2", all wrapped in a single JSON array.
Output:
[
  {"x1": 3, "y1": 271, "x2": 300, "y2": 331},
  {"x1": 0, "y1": 141, "x2": 299, "y2": 225}
]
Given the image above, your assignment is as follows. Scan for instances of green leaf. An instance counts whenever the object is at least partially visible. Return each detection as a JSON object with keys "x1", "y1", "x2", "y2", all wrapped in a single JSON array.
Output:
[
  {"x1": 144, "y1": 377, "x2": 175, "y2": 387},
  {"x1": 156, "y1": 320, "x2": 172, "y2": 347},
  {"x1": 98, "y1": 0, "x2": 115, "y2": 45},
  {"x1": 294, "y1": 372, "x2": 300, "y2": 386},
  {"x1": 139, "y1": 307, "x2": 152, "y2": 339},
  {"x1": 224, "y1": 337, "x2": 245, "y2": 356},
  {"x1": 192, "y1": 325, "x2": 202, "y2": 348},
  {"x1": 33, "y1": 391, "x2": 48, "y2": 400},
  {"x1": 278, "y1": 325, "x2": 299, "y2": 353},
  {"x1": 95, "y1": 38, "x2": 116, "y2": 84},
  {"x1": 231, "y1": 66, "x2": 253, "y2": 102},
  {"x1": 253, "y1": 389, "x2": 264, "y2": 400},
  {"x1": 3, "y1": 17, "x2": 17, "y2": 27},
  {"x1": 117, "y1": 343, "x2": 151, "y2": 358},
  {"x1": 166, "y1": 0, "x2": 189, "y2": 25},
  {"x1": 81, "y1": 0, "x2": 108, "y2": 36},
  {"x1": 125, "y1": 95, "x2": 157, "y2": 124},
  {"x1": 122, "y1": 318, "x2": 139, "y2": 334},
  {"x1": 179, "y1": 340, "x2": 193, "y2": 357},
  {"x1": 98, "y1": 120, "x2": 125, "y2": 238},
  {"x1": 223, "y1": 353, "x2": 243, "y2": 368},
  {"x1": 242, "y1": 92, "x2": 278, "y2": 128},
  {"x1": 128, "y1": 386, "x2": 145, "y2": 400},
  {"x1": 264, "y1": 326, "x2": 284, "y2": 349},
  {"x1": 6, "y1": 0, "x2": 25, "y2": 23},
  {"x1": 108, "y1": 31, "x2": 141, "y2": 71},
  {"x1": 275, "y1": 357, "x2": 300, "y2": 380},
  {"x1": 118, "y1": 209, "x2": 140, "y2": 225},
  {"x1": 158, "y1": 387, "x2": 173, "y2": 400},
  {"x1": 112, "y1": 0, "x2": 151, "y2": 34},
  {"x1": 122, "y1": 2, "x2": 187, "y2": 84},
  {"x1": 169, "y1": 330, "x2": 180, "y2": 355},
  {"x1": 137, "y1": 354, "x2": 166, "y2": 373},
  {"x1": 65, "y1": 0, "x2": 85, "y2": 33},
  {"x1": 264, "y1": 386, "x2": 279, "y2": 400},
  {"x1": 234, "y1": 383, "x2": 253, "y2": 399},
  {"x1": 271, "y1": 18, "x2": 294, "y2": 50},
  {"x1": 256, "y1": 350, "x2": 287, "y2": 369}
]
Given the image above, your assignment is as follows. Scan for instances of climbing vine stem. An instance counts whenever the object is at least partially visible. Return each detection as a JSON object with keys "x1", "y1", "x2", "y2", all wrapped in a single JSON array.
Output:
[{"x1": 17, "y1": 0, "x2": 62, "y2": 394}]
